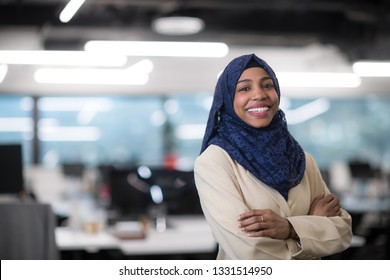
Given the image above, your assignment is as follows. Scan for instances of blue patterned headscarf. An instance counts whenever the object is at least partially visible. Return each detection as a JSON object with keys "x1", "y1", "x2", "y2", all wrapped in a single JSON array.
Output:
[{"x1": 200, "y1": 54, "x2": 305, "y2": 200}]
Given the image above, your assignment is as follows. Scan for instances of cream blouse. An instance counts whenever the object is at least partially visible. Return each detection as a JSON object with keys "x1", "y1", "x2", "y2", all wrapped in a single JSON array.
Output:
[{"x1": 194, "y1": 144, "x2": 352, "y2": 260}]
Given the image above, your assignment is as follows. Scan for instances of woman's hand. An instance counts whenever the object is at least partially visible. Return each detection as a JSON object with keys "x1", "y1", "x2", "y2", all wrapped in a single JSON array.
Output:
[
  {"x1": 237, "y1": 193, "x2": 342, "y2": 239},
  {"x1": 237, "y1": 209, "x2": 291, "y2": 239},
  {"x1": 309, "y1": 193, "x2": 341, "y2": 217}
]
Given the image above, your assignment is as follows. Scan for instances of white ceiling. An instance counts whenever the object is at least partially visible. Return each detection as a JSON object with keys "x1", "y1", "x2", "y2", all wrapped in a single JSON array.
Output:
[
  {"x1": 1, "y1": 0, "x2": 390, "y2": 98},
  {"x1": 1, "y1": 28, "x2": 389, "y2": 98}
]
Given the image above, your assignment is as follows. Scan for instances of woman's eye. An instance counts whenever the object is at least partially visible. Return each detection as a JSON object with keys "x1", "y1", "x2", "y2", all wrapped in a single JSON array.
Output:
[
  {"x1": 238, "y1": 86, "x2": 250, "y2": 92},
  {"x1": 262, "y1": 82, "x2": 274, "y2": 89}
]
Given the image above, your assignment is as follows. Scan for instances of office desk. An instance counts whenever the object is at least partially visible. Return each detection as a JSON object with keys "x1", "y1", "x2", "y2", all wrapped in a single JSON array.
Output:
[
  {"x1": 56, "y1": 214, "x2": 364, "y2": 258},
  {"x1": 56, "y1": 215, "x2": 217, "y2": 256},
  {"x1": 55, "y1": 228, "x2": 118, "y2": 253},
  {"x1": 341, "y1": 196, "x2": 390, "y2": 213},
  {"x1": 118, "y1": 216, "x2": 216, "y2": 255}
]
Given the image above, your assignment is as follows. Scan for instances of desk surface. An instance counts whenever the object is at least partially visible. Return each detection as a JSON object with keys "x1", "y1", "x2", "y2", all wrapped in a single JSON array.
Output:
[
  {"x1": 56, "y1": 214, "x2": 364, "y2": 257},
  {"x1": 56, "y1": 215, "x2": 217, "y2": 255},
  {"x1": 341, "y1": 196, "x2": 390, "y2": 213}
]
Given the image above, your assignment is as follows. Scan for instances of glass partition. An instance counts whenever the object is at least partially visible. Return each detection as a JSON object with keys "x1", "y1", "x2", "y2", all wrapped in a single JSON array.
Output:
[
  {"x1": 0, "y1": 94, "x2": 389, "y2": 173},
  {"x1": 37, "y1": 96, "x2": 164, "y2": 168},
  {"x1": 0, "y1": 96, "x2": 33, "y2": 164}
]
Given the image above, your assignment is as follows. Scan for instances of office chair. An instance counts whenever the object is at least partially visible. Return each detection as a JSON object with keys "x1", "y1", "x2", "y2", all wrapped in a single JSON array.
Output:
[{"x1": 0, "y1": 200, "x2": 59, "y2": 260}]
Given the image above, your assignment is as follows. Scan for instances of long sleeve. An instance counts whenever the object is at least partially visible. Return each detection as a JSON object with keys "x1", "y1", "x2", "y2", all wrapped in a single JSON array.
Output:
[
  {"x1": 194, "y1": 145, "x2": 352, "y2": 260},
  {"x1": 287, "y1": 153, "x2": 352, "y2": 259},
  {"x1": 195, "y1": 145, "x2": 296, "y2": 259}
]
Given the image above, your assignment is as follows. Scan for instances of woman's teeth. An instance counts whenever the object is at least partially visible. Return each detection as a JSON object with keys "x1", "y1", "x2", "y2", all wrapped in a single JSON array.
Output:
[{"x1": 247, "y1": 107, "x2": 269, "y2": 112}]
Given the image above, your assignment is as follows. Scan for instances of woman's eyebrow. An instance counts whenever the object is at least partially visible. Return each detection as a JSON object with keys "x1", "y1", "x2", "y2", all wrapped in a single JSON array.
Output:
[
  {"x1": 236, "y1": 78, "x2": 252, "y2": 84},
  {"x1": 260, "y1": 77, "x2": 272, "y2": 82},
  {"x1": 237, "y1": 76, "x2": 272, "y2": 84}
]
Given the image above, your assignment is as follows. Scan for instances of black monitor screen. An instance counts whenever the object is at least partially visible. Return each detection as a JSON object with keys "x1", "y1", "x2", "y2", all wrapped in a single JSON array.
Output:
[
  {"x1": 0, "y1": 144, "x2": 24, "y2": 194},
  {"x1": 108, "y1": 167, "x2": 203, "y2": 217},
  {"x1": 62, "y1": 163, "x2": 84, "y2": 178},
  {"x1": 348, "y1": 161, "x2": 376, "y2": 179},
  {"x1": 108, "y1": 167, "x2": 153, "y2": 217},
  {"x1": 147, "y1": 168, "x2": 203, "y2": 215}
]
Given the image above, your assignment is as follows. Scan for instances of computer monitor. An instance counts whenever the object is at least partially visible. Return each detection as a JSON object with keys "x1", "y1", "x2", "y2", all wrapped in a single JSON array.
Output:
[
  {"x1": 0, "y1": 144, "x2": 24, "y2": 194},
  {"x1": 108, "y1": 167, "x2": 153, "y2": 218},
  {"x1": 147, "y1": 168, "x2": 203, "y2": 215},
  {"x1": 348, "y1": 160, "x2": 376, "y2": 179},
  {"x1": 62, "y1": 163, "x2": 84, "y2": 178},
  {"x1": 108, "y1": 166, "x2": 203, "y2": 218}
]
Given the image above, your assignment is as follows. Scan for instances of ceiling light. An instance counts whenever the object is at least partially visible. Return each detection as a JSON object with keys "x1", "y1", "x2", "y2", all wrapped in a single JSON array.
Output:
[
  {"x1": 276, "y1": 72, "x2": 361, "y2": 88},
  {"x1": 59, "y1": 0, "x2": 86, "y2": 23},
  {"x1": 0, "y1": 50, "x2": 127, "y2": 66},
  {"x1": 84, "y1": 40, "x2": 229, "y2": 57},
  {"x1": 352, "y1": 61, "x2": 390, "y2": 77},
  {"x1": 34, "y1": 59, "x2": 153, "y2": 85},
  {"x1": 152, "y1": 16, "x2": 205, "y2": 35},
  {"x1": 34, "y1": 68, "x2": 149, "y2": 85}
]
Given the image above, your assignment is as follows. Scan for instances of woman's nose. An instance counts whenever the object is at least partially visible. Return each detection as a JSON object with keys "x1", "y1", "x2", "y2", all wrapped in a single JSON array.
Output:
[{"x1": 252, "y1": 87, "x2": 267, "y2": 100}]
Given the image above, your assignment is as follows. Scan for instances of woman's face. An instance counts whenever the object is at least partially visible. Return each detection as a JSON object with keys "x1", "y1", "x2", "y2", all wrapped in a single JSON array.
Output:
[{"x1": 233, "y1": 67, "x2": 279, "y2": 128}]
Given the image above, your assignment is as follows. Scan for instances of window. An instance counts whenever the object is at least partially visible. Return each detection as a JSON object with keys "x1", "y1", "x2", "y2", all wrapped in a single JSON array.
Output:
[
  {"x1": 162, "y1": 94, "x2": 212, "y2": 170},
  {"x1": 1, "y1": 94, "x2": 390, "y2": 172},
  {"x1": 37, "y1": 96, "x2": 164, "y2": 168},
  {"x1": 0, "y1": 96, "x2": 33, "y2": 164}
]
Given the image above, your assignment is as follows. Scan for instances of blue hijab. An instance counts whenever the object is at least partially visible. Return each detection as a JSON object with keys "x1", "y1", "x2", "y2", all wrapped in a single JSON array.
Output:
[{"x1": 200, "y1": 54, "x2": 305, "y2": 200}]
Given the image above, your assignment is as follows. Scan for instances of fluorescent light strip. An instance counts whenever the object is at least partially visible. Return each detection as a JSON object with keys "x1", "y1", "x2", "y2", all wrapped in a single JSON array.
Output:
[
  {"x1": 35, "y1": 68, "x2": 148, "y2": 85},
  {"x1": 84, "y1": 40, "x2": 229, "y2": 57},
  {"x1": 59, "y1": 0, "x2": 86, "y2": 23},
  {"x1": 0, "y1": 117, "x2": 33, "y2": 132},
  {"x1": 152, "y1": 16, "x2": 205, "y2": 35},
  {"x1": 38, "y1": 126, "x2": 101, "y2": 142},
  {"x1": 353, "y1": 61, "x2": 390, "y2": 77},
  {"x1": 0, "y1": 64, "x2": 7, "y2": 83},
  {"x1": 34, "y1": 59, "x2": 153, "y2": 85},
  {"x1": 0, "y1": 50, "x2": 127, "y2": 66},
  {"x1": 38, "y1": 98, "x2": 112, "y2": 112},
  {"x1": 276, "y1": 72, "x2": 361, "y2": 88}
]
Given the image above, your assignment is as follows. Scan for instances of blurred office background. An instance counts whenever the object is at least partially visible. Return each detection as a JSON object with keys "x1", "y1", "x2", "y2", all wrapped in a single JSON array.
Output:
[{"x1": 1, "y1": 0, "x2": 390, "y2": 260}]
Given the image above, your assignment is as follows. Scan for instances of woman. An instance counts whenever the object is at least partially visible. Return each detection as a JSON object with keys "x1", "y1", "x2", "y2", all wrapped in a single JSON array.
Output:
[{"x1": 194, "y1": 54, "x2": 352, "y2": 259}]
